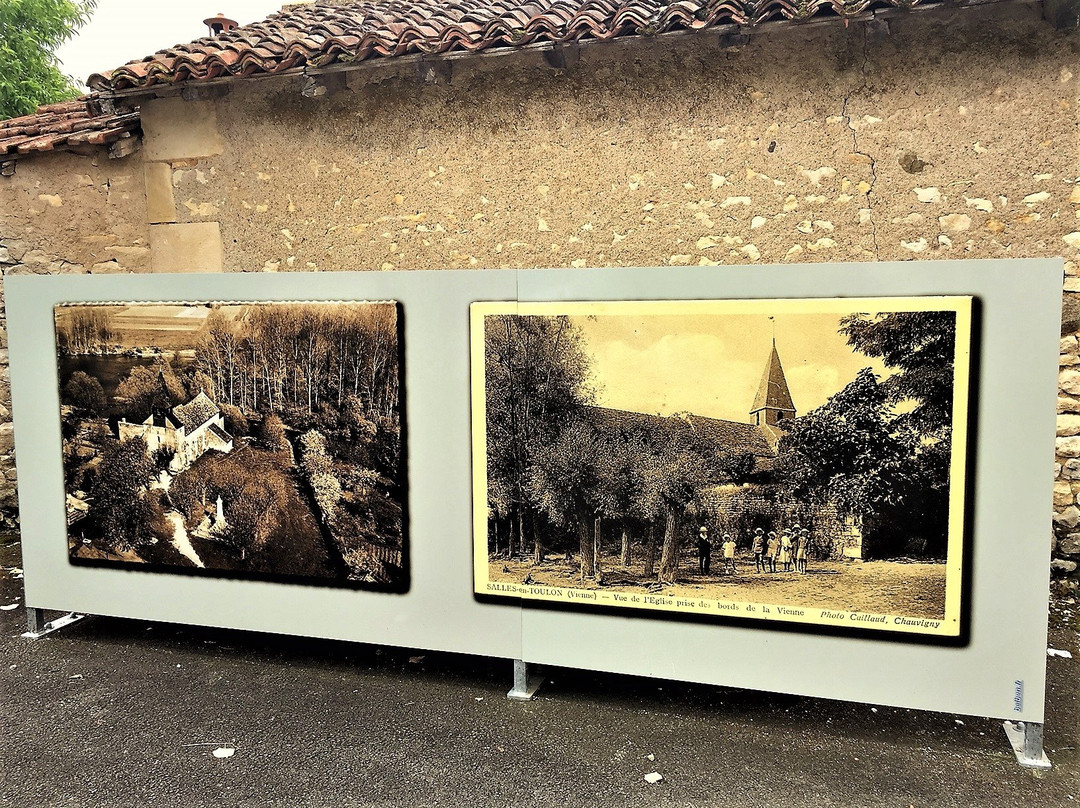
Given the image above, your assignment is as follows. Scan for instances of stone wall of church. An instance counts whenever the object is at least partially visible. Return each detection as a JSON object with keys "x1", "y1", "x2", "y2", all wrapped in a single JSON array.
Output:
[{"x1": 1055, "y1": 336, "x2": 1080, "y2": 576}]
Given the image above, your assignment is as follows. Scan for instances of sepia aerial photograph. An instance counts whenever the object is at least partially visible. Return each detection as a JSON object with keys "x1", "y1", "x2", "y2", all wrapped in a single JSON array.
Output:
[
  {"x1": 56, "y1": 301, "x2": 405, "y2": 589},
  {"x1": 472, "y1": 298, "x2": 973, "y2": 637}
]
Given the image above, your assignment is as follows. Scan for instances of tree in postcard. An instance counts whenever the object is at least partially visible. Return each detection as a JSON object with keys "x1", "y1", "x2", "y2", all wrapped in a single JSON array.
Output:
[
  {"x1": 778, "y1": 311, "x2": 957, "y2": 556},
  {"x1": 89, "y1": 435, "x2": 161, "y2": 551},
  {"x1": 527, "y1": 417, "x2": 608, "y2": 577},
  {"x1": 484, "y1": 315, "x2": 592, "y2": 562}
]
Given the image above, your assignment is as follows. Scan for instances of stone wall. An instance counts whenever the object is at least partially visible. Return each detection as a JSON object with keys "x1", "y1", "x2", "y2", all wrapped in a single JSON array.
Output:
[
  {"x1": 0, "y1": 2, "x2": 1078, "y2": 553},
  {"x1": 164, "y1": 3, "x2": 1079, "y2": 275},
  {"x1": 0, "y1": 149, "x2": 148, "y2": 527},
  {"x1": 1056, "y1": 337, "x2": 1080, "y2": 571}
]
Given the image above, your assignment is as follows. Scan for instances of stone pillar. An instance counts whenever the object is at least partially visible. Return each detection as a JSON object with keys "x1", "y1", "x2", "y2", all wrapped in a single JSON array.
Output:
[{"x1": 140, "y1": 97, "x2": 225, "y2": 273}]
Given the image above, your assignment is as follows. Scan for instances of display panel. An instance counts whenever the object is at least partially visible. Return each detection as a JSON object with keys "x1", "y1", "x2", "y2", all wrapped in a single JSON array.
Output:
[
  {"x1": 9, "y1": 263, "x2": 1059, "y2": 723},
  {"x1": 472, "y1": 297, "x2": 973, "y2": 638},
  {"x1": 55, "y1": 301, "x2": 406, "y2": 590}
]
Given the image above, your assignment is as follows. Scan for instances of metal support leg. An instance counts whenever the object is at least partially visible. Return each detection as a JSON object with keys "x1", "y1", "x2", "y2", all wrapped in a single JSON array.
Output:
[
  {"x1": 507, "y1": 659, "x2": 544, "y2": 701},
  {"x1": 26, "y1": 607, "x2": 45, "y2": 635},
  {"x1": 22, "y1": 607, "x2": 87, "y2": 639},
  {"x1": 1003, "y1": 721, "x2": 1051, "y2": 769}
]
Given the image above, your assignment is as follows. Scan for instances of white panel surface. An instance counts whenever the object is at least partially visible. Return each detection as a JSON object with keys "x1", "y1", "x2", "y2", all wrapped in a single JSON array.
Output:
[{"x1": 9, "y1": 259, "x2": 1060, "y2": 722}]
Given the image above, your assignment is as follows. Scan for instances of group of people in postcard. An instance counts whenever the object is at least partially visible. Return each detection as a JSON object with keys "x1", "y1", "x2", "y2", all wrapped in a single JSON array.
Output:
[{"x1": 697, "y1": 525, "x2": 810, "y2": 576}]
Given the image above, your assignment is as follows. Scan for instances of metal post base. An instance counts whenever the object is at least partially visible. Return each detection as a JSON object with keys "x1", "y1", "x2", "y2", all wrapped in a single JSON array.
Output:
[
  {"x1": 507, "y1": 659, "x2": 545, "y2": 701},
  {"x1": 1003, "y1": 721, "x2": 1051, "y2": 769},
  {"x1": 22, "y1": 607, "x2": 87, "y2": 639}
]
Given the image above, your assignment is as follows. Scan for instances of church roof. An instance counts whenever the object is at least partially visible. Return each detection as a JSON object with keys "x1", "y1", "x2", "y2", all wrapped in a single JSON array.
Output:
[
  {"x1": 207, "y1": 423, "x2": 234, "y2": 444},
  {"x1": 172, "y1": 392, "x2": 220, "y2": 432},
  {"x1": 145, "y1": 412, "x2": 179, "y2": 429},
  {"x1": 750, "y1": 343, "x2": 795, "y2": 415},
  {"x1": 584, "y1": 406, "x2": 775, "y2": 459}
]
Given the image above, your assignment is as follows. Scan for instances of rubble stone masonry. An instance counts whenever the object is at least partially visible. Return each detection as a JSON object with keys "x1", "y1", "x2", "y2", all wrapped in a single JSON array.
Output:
[{"x1": 1, "y1": 3, "x2": 1079, "y2": 571}]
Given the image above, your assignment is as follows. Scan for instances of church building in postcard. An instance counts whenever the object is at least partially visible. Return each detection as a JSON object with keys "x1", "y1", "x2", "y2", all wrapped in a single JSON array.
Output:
[{"x1": 118, "y1": 391, "x2": 234, "y2": 473}]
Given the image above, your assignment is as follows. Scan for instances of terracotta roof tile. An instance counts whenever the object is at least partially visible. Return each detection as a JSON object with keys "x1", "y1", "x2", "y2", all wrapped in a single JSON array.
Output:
[
  {"x1": 0, "y1": 97, "x2": 140, "y2": 158},
  {"x1": 87, "y1": 0, "x2": 954, "y2": 92}
]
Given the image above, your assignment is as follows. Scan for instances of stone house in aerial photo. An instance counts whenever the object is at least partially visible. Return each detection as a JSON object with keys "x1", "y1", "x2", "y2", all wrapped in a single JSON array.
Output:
[
  {"x1": 117, "y1": 390, "x2": 234, "y2": 473},
  {"x1": 1, "y1": 0, "x2": 1079, "y2": 571}
]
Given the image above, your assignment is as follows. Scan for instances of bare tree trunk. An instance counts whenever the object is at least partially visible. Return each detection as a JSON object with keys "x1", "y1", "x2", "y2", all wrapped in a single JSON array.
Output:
[
  {"x1": 658, "y1": 507, "x2": 682, "y2": 584},
  {"x1": 532, "y1": 516, "x2": 543, "y2": 565},
  {"x1": 578, "y1": 508, "x2": 595, "y2": 579},
  {"x1": 620, "y1": 522, "x2": 631, "y2": 567},
  {"x1": 643, "y1": 523, "x2": 658, "y2": 577},
  {"x1": 508, "y1": 512, "x2": 519, "y2": 560},
  {"x1": 517, "y1": 510, "x2": 526, "y2": 560},
  {"x1": 593, "y1": 515, "x2": 602, "y2": 582}
]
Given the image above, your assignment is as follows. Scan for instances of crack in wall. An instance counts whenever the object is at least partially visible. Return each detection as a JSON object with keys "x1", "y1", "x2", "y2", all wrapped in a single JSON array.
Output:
[
  {"x1": 840, "y1": 28, "x2": 880, "y2": 259},
  {"x1": 842, "y1": 94, "x2": 879, "y2": 258}
]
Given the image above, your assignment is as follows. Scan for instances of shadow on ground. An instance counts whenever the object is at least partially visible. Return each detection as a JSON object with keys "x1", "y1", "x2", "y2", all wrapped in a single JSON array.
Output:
[{"x1": 1, "y1": 533, "x2": 1076, "y2": 808}]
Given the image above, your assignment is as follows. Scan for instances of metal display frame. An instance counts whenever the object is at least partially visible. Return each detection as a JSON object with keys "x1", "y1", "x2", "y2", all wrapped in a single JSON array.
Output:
[{"x1": 7, "y1": 260, "x2": 1061, "y2": 767}]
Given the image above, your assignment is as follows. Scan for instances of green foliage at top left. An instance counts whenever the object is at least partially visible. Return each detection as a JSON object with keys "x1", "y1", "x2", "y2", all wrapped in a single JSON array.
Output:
[{"x1": 0, "y1": 0, "x2": 96, "y2": 120}]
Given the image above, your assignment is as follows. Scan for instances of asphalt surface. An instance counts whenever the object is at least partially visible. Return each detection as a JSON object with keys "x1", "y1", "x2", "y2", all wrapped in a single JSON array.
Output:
[{"x1": 2, "y1": 533, "x2": 1078, "y2": 808}]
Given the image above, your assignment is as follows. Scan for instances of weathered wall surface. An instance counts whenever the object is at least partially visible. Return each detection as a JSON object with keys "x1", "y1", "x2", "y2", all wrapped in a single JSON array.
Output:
[
  {"x1": 0, "y1": 150, "x2": 149, "y2": 275},
  {"x1": 0, "y1": 150, "x2": 148, "y2": 525},
  {"x1": 0, "y1": 3, "x2": 1078, "y2": 555},
  {"x1": 174, "y1": 4, "x2": 1078, "y2": 275}
]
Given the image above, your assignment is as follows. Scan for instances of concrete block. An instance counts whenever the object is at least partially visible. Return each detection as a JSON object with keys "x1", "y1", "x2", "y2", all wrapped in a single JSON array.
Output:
[
  {"x1": 145, "y1": 162, "x2": 177, "y2": 224},
  {"x1": 149, "y1": 222, "x2": 223, "y2": 273},
  {"x1": 141, "y1": 97, "x2": 224, "y2": 162}
]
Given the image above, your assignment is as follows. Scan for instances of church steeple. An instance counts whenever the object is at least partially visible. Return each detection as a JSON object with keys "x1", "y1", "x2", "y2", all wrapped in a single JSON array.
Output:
[{"x1": 750, "y1": 340, "x2": 796, "y2": 427}]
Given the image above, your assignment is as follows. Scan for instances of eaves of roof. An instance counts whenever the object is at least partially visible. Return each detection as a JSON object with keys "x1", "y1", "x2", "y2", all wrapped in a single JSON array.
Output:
[
  {"x1": 86, "y1": 0, "x2": 1023, "y2": 96},
  {"x1": 0, "y1": 0, "x2": 1032, "y2": 163},
  {"x1": 0, "y1": 98, "x2": 141, "y2": 163}
]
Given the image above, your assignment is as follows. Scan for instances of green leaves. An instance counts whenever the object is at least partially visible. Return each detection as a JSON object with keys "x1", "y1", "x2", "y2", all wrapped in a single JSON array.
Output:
[{"x1": 0, "y1": 0, "x2": 96, "y2": 119}]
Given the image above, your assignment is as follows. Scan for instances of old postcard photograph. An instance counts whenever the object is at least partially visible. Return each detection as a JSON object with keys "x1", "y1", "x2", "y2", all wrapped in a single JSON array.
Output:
[
  {"x1": 57, "y1": 301, "x2": 406, "y2": 589},
  {"x1": 471, "y1": 297, "x2": 973, "y2": 637}
]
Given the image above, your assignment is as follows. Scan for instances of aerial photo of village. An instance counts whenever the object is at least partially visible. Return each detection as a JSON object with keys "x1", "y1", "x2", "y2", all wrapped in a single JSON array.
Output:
[{"x1": 56, "y1": 301, "x2": 405, "y2": 589}]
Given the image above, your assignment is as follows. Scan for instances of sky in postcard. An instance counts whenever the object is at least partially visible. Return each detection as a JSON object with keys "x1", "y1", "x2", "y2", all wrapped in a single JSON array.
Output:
[{"x1": 574, "y1": 311, "x2": 894, "y2": 423}]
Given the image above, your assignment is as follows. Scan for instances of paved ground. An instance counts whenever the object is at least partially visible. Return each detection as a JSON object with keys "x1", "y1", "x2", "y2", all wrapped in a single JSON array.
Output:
[{"x1": 2, "y1": 534, "x2": 1079, "y2": 808}]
